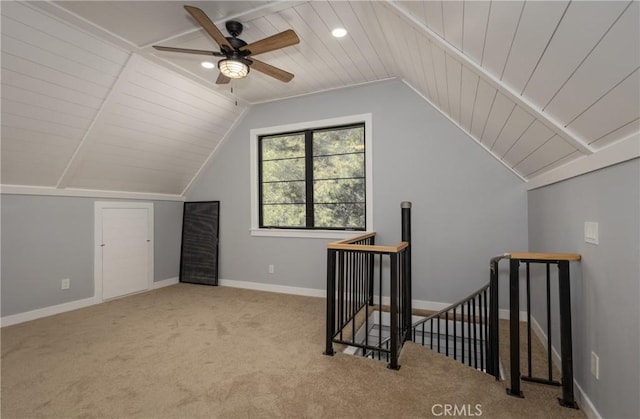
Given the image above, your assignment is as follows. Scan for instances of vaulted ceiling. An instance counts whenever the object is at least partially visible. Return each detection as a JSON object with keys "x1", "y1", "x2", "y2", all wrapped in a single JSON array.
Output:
[{"x1": 2, "y1": 1, "x2": 639, "y2": 198}]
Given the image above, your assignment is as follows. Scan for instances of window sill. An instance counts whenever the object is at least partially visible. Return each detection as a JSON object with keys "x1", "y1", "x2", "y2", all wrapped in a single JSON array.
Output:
[{"x1": 249, "y1": 228, "x2": 368, "y2": 240}]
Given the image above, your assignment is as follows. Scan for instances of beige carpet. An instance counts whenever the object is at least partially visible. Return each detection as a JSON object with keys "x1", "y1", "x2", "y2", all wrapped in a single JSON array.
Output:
[{"x1": 1, "y1": 284, "x2": 586, "y2": 418}]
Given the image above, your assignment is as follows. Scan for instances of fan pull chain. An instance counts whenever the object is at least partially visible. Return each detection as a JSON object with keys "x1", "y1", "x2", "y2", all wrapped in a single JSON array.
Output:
[{"x1": 231, "y1": 84, "x2": 238, "y2": 106}]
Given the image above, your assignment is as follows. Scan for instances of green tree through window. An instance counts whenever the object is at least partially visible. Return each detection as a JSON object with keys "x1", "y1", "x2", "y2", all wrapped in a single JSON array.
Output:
[{"x1": 259, "y1": 123, "x2": 365, "y2": 230}]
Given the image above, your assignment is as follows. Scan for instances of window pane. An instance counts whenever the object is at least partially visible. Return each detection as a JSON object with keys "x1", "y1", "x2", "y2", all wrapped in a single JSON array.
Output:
[
  {"x1": 314, "y1": 153, "x2": 364, "y2": 180},
  {"x1": 315, "y1": 203, "x2": 365, "y2": 229},
  {"x1": 261, "y1": 181, "x2": 305, "y2": 204},
  {"x1": 261, "y1": 134, "x2": 305, "y2": 160},
  {"x1": 313, "y1": 126, "x2": 364, "y2": 156},
  {"x1": 262, "y1": 158, "x2": 305, "y2": 182},
  {"x1": 314, "y1": 179, "x2": 365, "y2": 204},
  {"x1": 262, "y1": 204, "x2": 305, "y2": 227}
]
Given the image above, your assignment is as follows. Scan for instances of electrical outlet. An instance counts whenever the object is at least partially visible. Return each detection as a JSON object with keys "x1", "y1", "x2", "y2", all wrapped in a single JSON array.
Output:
[
  {"x1": 61, "y1": 278, "x2": 70, "y2": 290},
  {"x1": 591, "y1": 352, "x2": 599, "y2": 379},
  {"x1": 268, "y1": 264, "x2": 275, "y2": 274}
]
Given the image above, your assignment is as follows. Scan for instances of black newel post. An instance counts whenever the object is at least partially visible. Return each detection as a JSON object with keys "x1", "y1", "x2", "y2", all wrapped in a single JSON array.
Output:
[
  {"x1": 488, "y1": 256, "x2": 501, "y2": 380},
  {"x1": 507, "y1": 258, "x2": 524, "y2": 397},
  {"x1": 324, "y1": 249, "x2": 336, "y2": 356},
  {"x1": 401, "y1": 201, "x2": 412, "y2": 341}
]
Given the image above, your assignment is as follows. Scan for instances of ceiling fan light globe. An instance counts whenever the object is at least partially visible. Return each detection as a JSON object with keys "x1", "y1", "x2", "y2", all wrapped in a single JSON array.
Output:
[{"x1": 218, "y1": 59, "x2": 249, "y2": 79}]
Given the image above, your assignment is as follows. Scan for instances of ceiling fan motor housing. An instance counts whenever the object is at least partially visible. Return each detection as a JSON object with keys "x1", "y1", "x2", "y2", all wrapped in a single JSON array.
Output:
[
  {"x1": 225, "y1": 21, "x2": 243, "y2": 38},
  {"x1": 223, "y1": 21, "x2": 251, "y2": 55}
]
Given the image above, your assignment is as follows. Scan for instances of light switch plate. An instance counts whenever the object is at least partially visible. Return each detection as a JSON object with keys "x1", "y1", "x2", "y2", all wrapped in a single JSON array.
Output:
[{"x1": 584, "y1": 222, "x2": 599, "y2": 245}]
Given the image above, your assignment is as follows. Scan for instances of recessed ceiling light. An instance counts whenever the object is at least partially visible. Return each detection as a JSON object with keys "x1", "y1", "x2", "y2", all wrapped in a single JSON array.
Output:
[
  {"x1": 332, "y1": 28, "x2": 347, "y2": 38},
  {"x1": 201, "y1": 61, "x2": 215, "y2": 69}
]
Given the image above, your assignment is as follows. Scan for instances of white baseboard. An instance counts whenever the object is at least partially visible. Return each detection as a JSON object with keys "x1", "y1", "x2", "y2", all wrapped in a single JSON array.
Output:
[
  {"x1": 218, "y1": 279, "x2": 326, "y2": 298},
  {"x1": 530, "y1": 316, "x2": 602, "y2": 419},
  {"x1": 218, "y1": 279, "x2": 526, "y2": 321},
  {"x1": 152, "y1": 277, "x2": 179, "y2": 289},
  {"x1": 574, "y1": 380, "x2": 602, "y2": 419},
  {"x1": 530, "y1": 316, "x2": 563, "y2": 369},
  {"x1": 1, "y1": 277, "x2": 181, "y2": 327},
  {"x1": 0, "y1": 277, "x2": 526, "y2": 327},
  {"x1": 0, "y1": 297, "x2": 95, "y2": 327},
  {"x1": 499, "y1": 308, "x2": 528, "y2": 321}
]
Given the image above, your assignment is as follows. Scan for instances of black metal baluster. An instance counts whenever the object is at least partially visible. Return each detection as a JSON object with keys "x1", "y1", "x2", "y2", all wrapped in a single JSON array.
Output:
[
  {"x1": 368, "y1": 241, "x2": 374, "y2": 305},
  {"x1": 430, "y1": 319, "x2": 434, "y2": 350},
  {"x1": 467, "y1": 300, "x2": 472, "y2": 367},
  {"x1": 338, "y1": 252, "x2": 342, "y2": 333},
  {"x1": 364, "y1": 253, "x2": 370, "y2": 356},
  {"x1": 473, "y1": 297, "x2": 478, "y2": 369},
  {"x1": 546, "y1": 262, "x2": 553, "y2": 382},
  {"x1": 352, "y1": 252, "x2": 356, "y2": 326},
  {"x1": 453, "y1": 307, "x2": 457, "y2": 360},
  {"x1": 445, "y1": 312, "x2": 449, "y2": 356},
  {"x1": 526, "y1": 262, "x2": 532, "y2": 378},
  {"x1": 437, "y1": 313, "x2": 441, "y2": 353},
  {"x1": 355, "y1": 251, "x2": 360, "y2": 319},
  {"x1": 461, "y1": 303, "x2": 465, "y2": 364},
  {"x1": 324, "y1": 249, "x2": 336, "y2": 356},
  {"x1": 378, "y1": 254, "x2": 383, "y2": 361},
  {"x1": 479, "y1": 291, "x2": 485, "y2": 371}
]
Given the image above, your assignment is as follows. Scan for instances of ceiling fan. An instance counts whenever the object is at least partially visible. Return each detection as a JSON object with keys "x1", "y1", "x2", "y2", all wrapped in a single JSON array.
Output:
[{"x1": 153, "y1": 5, "x2": 299, "y2": 84}]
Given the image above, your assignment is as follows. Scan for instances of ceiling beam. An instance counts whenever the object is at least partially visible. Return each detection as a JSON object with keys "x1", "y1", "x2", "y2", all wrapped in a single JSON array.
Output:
[
  {"x1": 1, "y1": 184, "x2": 185, "y2": 201},
  {"x1": 526, "y1": 132, "x2": 639, "y2": 190},
  {"x1": 385, "y1": 1, "x2": 594, "y2": 155}
]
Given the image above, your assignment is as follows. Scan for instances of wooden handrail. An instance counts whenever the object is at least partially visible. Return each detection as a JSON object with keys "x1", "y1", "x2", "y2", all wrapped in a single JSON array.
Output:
[
  {"x1": 329, "y1": 232, "x2": 377, "y2": 245},
  {"x1": 327, "y1": 241, "x2": 408, "y2": 253},
  {"x1": 508, "y1": 252, "x2": 581, "y2": 261}
]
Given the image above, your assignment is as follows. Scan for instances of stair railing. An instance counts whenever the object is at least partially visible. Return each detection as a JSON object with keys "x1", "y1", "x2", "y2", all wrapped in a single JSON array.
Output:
[
  {"x1": 323, "y1": 233, "x2": 410, "y2": 370},
  {"x1": 409, "y1": 279, "x2": 500, "y2": 379},
  {"x1": 498, "y1": 252, "x2": 581, "y2": 409}
]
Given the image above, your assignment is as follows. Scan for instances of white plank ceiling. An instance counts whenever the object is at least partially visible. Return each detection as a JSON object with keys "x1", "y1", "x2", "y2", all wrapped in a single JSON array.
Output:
[{"x1": 1, "y1": 1, "x2": 638, "y2": 196}]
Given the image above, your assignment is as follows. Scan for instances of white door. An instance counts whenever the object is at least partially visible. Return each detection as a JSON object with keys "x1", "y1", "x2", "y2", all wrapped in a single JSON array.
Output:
[{"x1": 96, "y1": 203, "x2": 153, "y2": 301}]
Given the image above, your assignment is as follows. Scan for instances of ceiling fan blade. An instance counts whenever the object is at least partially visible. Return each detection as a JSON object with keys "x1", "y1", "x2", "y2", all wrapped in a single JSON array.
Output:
[
  {"x1": 184, "y1": 5, "x2": 233, "y2": 51},
  {"x1": 152, "y1": 45, "x2": 224, "y2": 56},
  {"x1": 240, "y1": 29, "x2": 300, "y2": 56},
  {"x1": 250, "y1": 59, "x2": 294, "y2": 83},
  {"x1": 216, "y1": 73, "x2": 231, "y2": 84}
]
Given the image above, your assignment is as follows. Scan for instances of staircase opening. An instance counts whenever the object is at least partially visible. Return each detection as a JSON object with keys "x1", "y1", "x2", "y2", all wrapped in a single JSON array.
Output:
[
  {"x1": 324, "y1": 202, "x2": 583, "y2": 411},
  {"x1": 343, "y1": 309, "x2": 504, "y2": 378}
]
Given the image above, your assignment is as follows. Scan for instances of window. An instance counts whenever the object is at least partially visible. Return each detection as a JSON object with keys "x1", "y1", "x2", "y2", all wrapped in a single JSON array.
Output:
[
  {"x1": 250, "y1": 114, "x2": 372, "y2": 238},
  {"x1": 259, "y1": 123, "x2": 365, "y2": 230}
]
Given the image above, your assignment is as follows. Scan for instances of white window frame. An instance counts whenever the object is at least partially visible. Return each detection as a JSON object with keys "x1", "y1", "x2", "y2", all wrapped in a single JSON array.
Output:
[{"x1": 250, "y1": 113, "x2": 373, "y2": 239}]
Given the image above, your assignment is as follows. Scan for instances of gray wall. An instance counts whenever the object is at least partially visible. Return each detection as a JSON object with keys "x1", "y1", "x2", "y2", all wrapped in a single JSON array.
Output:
[
  {"x1": 1, "y1": 194, "x2": 183, "y2": 317},
  {"x1": 188, "y1": 80, "x2": 528, "y2": 303},
  {"x1": 528, "y1": 159, "x2": 640, "y2": 419}
]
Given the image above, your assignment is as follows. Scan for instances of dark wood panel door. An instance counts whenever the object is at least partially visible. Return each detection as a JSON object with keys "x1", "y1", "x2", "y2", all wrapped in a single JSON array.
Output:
[{"x1": 180, "y1": 201, "x2": 219, "y2": 286}]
